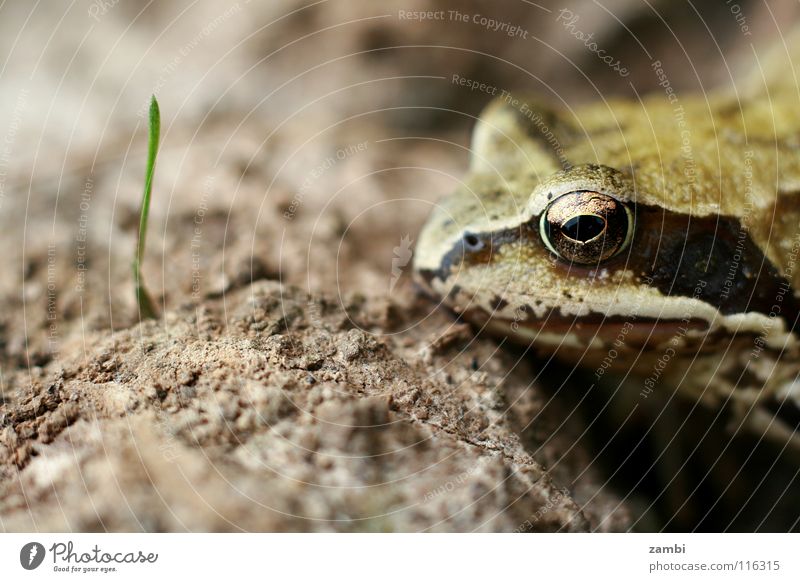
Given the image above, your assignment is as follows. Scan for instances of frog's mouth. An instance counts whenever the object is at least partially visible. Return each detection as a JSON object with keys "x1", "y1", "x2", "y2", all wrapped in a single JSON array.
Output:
[{"x1": 460, "y1": 307, "x2": 711, "y2": 352}]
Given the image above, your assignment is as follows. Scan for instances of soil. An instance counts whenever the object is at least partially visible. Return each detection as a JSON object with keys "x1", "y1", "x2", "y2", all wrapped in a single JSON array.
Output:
[{"x1": 1, "y1": 0, "x2": 797, "y2": 532}]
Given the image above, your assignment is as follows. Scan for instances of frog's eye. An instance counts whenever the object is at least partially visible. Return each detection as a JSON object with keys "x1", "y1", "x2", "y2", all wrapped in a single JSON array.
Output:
[{"x1": 539, "y1": 191, "x2": 633, "y2": 265}]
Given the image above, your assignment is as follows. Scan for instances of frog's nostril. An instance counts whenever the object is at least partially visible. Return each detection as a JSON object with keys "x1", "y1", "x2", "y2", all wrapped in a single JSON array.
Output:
[{"x1": 463, "y1": 233, "x2": 484, "y2": 252}]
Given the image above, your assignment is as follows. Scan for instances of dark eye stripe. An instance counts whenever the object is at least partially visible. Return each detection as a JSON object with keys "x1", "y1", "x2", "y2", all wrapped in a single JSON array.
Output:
[
  {"x1": 622, "y1": 205, "x2": 799, "y2": 334},
  {"x1": 425, "y1": 204, "x2": 799, "y2": 336}
]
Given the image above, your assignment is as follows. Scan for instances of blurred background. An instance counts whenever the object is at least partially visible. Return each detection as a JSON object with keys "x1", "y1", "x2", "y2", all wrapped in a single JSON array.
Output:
[{"x1": 2, "y1": 0, "x2": 798, "y2": 352}]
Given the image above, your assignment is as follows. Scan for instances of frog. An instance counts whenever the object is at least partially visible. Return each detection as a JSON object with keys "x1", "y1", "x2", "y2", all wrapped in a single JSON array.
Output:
[{"x1": 413, "y1": 57, "x2": 800, "y2": 452}]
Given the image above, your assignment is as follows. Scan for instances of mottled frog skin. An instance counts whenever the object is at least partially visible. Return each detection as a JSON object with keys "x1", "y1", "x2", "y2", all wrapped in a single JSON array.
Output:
[{"x1": 414, "y1": 50, "x2": 800, "y2": 447}]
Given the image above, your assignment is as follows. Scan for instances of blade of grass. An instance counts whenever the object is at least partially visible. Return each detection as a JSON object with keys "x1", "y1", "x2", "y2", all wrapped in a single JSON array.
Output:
[{"x1": 133, "y1": 95, "x2": 160, "y2": 320}]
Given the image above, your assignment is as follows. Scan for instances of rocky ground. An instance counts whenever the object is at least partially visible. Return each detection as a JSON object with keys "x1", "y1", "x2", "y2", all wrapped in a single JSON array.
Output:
[
  {"x1": 0, "y1": 0, "x2": 796, "y2": 531},
  {"x1": 0, "y1": 279, "x2": 633, "y2": 531}
]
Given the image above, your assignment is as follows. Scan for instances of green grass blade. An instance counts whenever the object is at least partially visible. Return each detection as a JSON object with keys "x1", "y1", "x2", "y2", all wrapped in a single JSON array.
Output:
[{"x1": 133, "y1": 95, "x2": 160, "y2": 320}]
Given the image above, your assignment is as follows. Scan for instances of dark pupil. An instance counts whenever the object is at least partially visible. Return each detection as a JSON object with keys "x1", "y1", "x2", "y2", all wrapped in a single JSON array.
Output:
[{"x1": 561, "y1": 215, "x2": 606, "y2": 242}]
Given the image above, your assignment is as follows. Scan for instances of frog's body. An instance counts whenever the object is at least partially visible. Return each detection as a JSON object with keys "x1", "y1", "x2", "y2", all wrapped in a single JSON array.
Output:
[{"x1": 414, "y1": 59, "x2": 800, "y2": 447}]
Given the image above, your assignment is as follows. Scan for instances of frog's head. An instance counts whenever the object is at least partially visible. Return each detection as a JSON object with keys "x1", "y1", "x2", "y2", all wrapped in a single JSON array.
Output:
[{"x1": 413, "y1": 96, "x2": 798, "y2": 362}]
